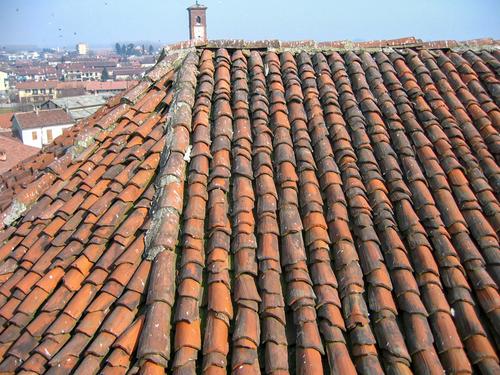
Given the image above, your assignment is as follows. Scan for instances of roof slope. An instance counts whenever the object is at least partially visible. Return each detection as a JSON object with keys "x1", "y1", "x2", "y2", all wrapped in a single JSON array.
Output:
[
  {"x1": 0, "y1": 100, "x2": 123, "y2": 213},
  {"x1": 14, "y1": 109, "x2": 75, "y2": 130},
  {"x1": 45, "y1": 95, "x2": 111, "y2": 120},
  {"x1": 15, "y1": 81, "x2": 60, "y2": 90},
  {"x1": 47, "y1": 95, "x2": 110, "y2": 110},
  {"x1": 0, "y1": 136, "x2": 39, "y2": 175},
  {"x1": 0, "y1": 39, "x2": 499, "y2": 374},
  {"x1": 0, "y1": 113, "x2": 13, "y2": 131}
]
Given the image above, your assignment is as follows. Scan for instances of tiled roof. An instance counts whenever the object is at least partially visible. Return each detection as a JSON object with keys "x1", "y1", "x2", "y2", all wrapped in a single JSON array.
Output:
[
  {"x1": 15, "y1": 81, "x2": 134, "y2": 93},
  {"x1": 15, "y1": 81, "x2": 60, "y2": 90},
  {"x1": 0, "y1": 102, "x2": 118, "y2": 213},
  {"x1": 44, "y1": 94, "x2": 112, "y2": 121},
  {"x1": 112, "y1": 68, "x2": 146, "y2": 76},
  {"x1": 0, "y1": 113, "x2": 13, "y2": 131},
  {"x1": 84, "y1": 81, "x2": 138, "y2": 92},
  {"x1": 13, "y1": 109, "x2": 75, "y2": 130},
  {"x1": 56, "y1": 81, "x2": 87, "y2": 91},
  {"x1": 46, "y1": 94, "x2": 109, "y2": 108},
  {"x1": 16, "y1": 67, "x2": 58, "y2": 77},
  {"x1": 0, "y1": 136, "x2": 39, "y2": 175},
  {"x1": 0, "y1": 39, "x2": 499, "y2": 374}
]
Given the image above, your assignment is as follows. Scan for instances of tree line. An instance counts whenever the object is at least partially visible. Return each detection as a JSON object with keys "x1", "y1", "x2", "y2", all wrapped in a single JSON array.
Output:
[{"x1": 115, "y1": 43, "x2": 154, "y2": 56}]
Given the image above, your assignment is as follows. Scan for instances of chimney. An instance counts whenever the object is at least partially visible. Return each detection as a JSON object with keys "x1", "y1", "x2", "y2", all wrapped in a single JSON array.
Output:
[{"x1": 187, "y1": 2, "x2": 207, "y2": 41}]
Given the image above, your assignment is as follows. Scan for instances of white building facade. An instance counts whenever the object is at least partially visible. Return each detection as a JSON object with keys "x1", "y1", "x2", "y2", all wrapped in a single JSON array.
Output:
[
  {"x1": 0, "y1": 71, "x2": 9, "y2": 92},
  {"x1": 76, "y1": 43, "x2": 89, "y2": 55},
  {"x1": 17, "y1": 123, "x2": 73, "y2": 148},
  {"x1": 12, "y1": 109, "x2": 75, "y2": 148}
]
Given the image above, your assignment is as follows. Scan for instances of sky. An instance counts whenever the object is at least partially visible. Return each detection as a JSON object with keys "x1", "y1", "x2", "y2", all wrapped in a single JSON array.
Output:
[{"x1": 0, "y1": 0, "x2": 499, "y2": 48}]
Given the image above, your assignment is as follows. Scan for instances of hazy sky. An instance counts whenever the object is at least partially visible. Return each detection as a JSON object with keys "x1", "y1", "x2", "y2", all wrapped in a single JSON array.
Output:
[{"x1": 0, "y1": 0, "x2": 499, "y2": 48}]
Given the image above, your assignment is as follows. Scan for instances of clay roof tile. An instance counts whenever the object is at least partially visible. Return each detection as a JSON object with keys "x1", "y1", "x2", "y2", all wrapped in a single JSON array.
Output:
[{"x1": 0, "y1": 39, "x2": 499, "y2": 374}]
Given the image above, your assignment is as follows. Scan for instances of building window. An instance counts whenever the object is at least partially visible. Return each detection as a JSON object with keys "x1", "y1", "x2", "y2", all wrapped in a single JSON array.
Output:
[
  {"x1": 32, "y1": 131, "x2": 37, "y2": 140},
  {"x1": 46, "y1": 129, "x2": 53, "y2": 142},
  {"x1": 196, "y1": 16, "x2": 202, "y2": 24},
  {"x1": 33, "y1": 89, "x2": 38, "y2": 95}
]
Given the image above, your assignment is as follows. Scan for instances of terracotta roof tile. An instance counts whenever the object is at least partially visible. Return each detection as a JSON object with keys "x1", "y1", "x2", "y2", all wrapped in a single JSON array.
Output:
[
  {"x1": 0, "y1": 136, "x2": 39, "y2": 176},
  {"x1": 13, "y1": 109, "x2": 74, "y2": 130},
  {"x1": 0, "y1": 113, "x2": 13, "y2": 131},
  {"x1": 0, "y1": 40, "x2": 499, "y2": 374}
]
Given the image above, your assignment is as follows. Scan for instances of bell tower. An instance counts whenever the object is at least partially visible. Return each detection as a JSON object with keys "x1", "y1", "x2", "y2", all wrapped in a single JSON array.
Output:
[{"x1": 188, "y1": 2, "x2": 207, "y2": 41}]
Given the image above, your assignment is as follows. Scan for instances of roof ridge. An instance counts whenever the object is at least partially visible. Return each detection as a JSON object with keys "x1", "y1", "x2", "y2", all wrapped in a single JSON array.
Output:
[
  {"x1": 163, "y1": 37, "x2": 500, "y2": 53},
  {"x1": 15, "y1": 108, "x2": 69, "y2": 114},
  {"x1": 143, "y1": 50, "x2": 199, "y2": 260},
  {"x1": 137, "y1": 51, "x2": 199, "y2": 369}
]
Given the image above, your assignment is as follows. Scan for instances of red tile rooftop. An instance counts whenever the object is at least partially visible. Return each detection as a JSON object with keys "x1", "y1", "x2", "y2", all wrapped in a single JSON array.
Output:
[
  {"x1": 15, "y1": 81, "x2": 138, "y2": 92},
  {"x1": 15, "y1": 81, "x2": 60, "y2": 90},
  {"x1": 0, "y1": 38, "x2": 498, "y2": 374},
  {"x1": 0, "y1": 135, "x2": 39, "y2": 175},
  {"x1": 0, "y1": 114, "x2": 13, "y2": 131},
  {"x1": 84, "y1": 80, "x2": 139, "y2": 92},
  {"x1": 13, "y1": 109, "x2": 74, "y2": 130}
]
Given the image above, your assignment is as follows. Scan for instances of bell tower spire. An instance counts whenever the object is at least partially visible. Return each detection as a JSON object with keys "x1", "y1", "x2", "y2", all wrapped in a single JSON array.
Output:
[{"x1": 187, "y1": 3, "x2": 207, "y2": 41}]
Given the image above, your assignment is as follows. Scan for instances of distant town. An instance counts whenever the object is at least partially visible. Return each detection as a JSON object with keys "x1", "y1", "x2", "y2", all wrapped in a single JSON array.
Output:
[{"x1": 0, "y1": 42, "x2": 159, "y2": 172}]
